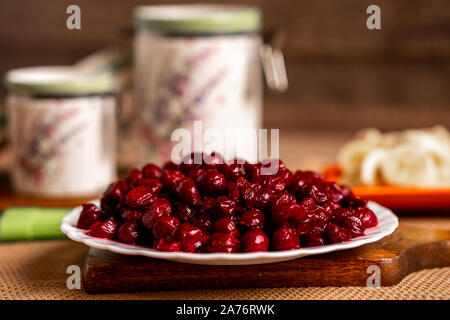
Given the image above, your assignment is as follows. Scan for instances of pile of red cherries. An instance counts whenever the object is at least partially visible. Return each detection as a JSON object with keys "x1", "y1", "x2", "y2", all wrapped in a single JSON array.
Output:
[{"x1": 77, "y1": 153, "x2": 377, "y2": 253}]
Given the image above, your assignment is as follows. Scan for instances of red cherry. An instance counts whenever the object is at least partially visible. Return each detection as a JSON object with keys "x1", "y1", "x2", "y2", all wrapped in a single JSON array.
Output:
[
  {"x1": 175, "y1": 223, "x2": 203, "y2": 252},
  {"x1": 155, "y1": 238, "x2": 181, "y2": 252},
  {"x1": 186, "y1": 168, "x2": 206, "y2": 181},
  {"x1": 102, "y1": 180, "x2": 128, "y2": 207},
  {"x1": 216, "y1": 196, "x2": 236, "y2": 217},
  {"x1": 153, "y1": 216, "x2": 180, "y2": 239},
  {"x1": 235, "y1": 177, "x2": 256, "y2": 209},
  {"x1": 88, "y1": 219, "x2": 118, "y2": 239},
  {"x1": 221, "y1": 163, "x2": 246, "y2": 181},
  {"x1": 271, "y1": 226, "x2": 300, "y2": 251},
  {"x1": 271, "y1": 192, "x2": 296, "y2": 212},
  {"x1": 192, "y1": 213, "x2": 214, "y2": 232},
  {"x1": 303, "y1": 231, "x2": 325, "y2": 247},
  {"x1": 206, "y1": 232, "x2": 240, "y2": 253},
  {"x1": 142, "y1": 163, "x2": 163, "y2": 179},
  {"x1": 118, "y1": 221, "x2": 141, "y2": 244},
  {"x1": 125, "y1": 186, "x2": 158, "y2": 208},
  {"x1": 299, "y1": 184, "x2": 328, "y2": 204},
  {"x1": 296, "y1": 221, "x2": 313, "y2": 236},
  {"x1": 175, "y1": 177, "x2": 202, "y2": 207},
  {"x1": 141, "y1": 198, "x2": 171, "y2": 230},
  {"x1": 197, "y1": 169, "x2": 228, "y2": 196},
  {"x1": 356, "y1": 207, "x2": 378, "y2": 228},
  {"x1": 260, "y1": 175, "x2": 286, "y2": 193},
  {"x1": 244, "y1": 163, "x2": 260, "y2": 182},
  {"x1": 132, "y1": 178, "x2": 163, "y2": 194},
  {"x1": 77, "y1": 204, "x2": 101, "y2": 229},
  {"x1": 271, "y1": 203, "x2": 306, "y2": 227},
  {"x1": 172, "y1": 202, "x2": 196, "y2": 222},
  {"x1": 340, "y1": 215, "x2": 364, "y2": 237},
  {"x1": 124, "y1": 169, "x2": 142, "y2": 185},
  {"x1": 255, "y1": 188, "x2": 275, "y2": 211},
  {"x1": 325, "y1": 223, "x2": 351, "y2": 243},
  {"x1": 238, "y1": 209, "x2": 266, "y2": 229},
  {"x1": 161, "y1": 170, "x2": 185, "y2": 190},
  {"x1": 163, "y1": 161, "x2": 180, "y2": 171},
  {"x1": 120, "y1": 208, "x2": 143, "y2": 221},
  {"x1": 213, "y1": 217, "x2": 239, "y2": 238},
  {"x1": 241, "y1": 228, "x2": 269, "y2": 252}
]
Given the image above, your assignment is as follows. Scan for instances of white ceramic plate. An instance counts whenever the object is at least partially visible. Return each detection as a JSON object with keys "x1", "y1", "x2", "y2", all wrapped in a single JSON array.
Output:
[{"x1": 61, "y1": 200, "x2": 398, "y2": 265}]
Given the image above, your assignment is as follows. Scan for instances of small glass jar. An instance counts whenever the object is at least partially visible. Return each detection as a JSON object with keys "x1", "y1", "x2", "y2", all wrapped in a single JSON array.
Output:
[
  {"x1": 133, "y1": 5, "x2": 265, "y2": 164},
  {"x1": 5, "y1": 67, "x2": 117, "y2": 197}
]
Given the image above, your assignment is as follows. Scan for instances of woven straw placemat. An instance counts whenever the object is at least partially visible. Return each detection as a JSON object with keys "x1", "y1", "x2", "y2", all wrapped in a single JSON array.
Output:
[{"x1": 0, "y1": 218, "x2": 449, "y2": 300}]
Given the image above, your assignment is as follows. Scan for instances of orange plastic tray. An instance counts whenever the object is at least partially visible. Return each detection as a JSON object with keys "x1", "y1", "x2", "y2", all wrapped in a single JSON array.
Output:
[{"x1": 324, "y1": 165, "x2": 450, "y2": 212}]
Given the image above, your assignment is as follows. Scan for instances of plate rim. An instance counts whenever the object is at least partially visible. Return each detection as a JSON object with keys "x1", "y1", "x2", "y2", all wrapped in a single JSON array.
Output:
[{"x1": 60, "y1": 200, "x2": 398, "y2": 265}]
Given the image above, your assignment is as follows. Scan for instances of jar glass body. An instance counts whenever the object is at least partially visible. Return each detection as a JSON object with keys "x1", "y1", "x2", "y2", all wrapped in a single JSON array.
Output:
[
  {"x1": 134, "y1": 29, "x2": 263, "y2": 164},
  {"x1": 6, "y1": 93, "x2": 117, "y2": 197}
]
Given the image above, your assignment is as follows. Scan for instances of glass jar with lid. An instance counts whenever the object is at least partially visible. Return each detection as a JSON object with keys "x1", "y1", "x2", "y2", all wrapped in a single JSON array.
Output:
[
  {"x1": 134, "y1": 4, "x2": 285, "y2": 164},
  {"x1": 5, "y1": 67, "x2": 117, "y2": 197}
]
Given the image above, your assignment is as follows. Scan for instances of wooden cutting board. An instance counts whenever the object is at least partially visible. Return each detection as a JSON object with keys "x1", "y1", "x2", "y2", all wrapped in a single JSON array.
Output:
[{"x1": 83, "y1": 225, "x2": 450, "y2": 293}]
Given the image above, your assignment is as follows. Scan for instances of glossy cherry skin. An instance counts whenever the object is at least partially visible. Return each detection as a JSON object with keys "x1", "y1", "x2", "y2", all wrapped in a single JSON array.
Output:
[
  {"x1": 118, "y1": 221, "x2": 141, "y2": 244},
  {"x1": 255, "y1": 187, "x2": 275, "y2": 211},
  {"x1": 142, "y1": 163, "x2": 163, "y2": 179},
  {"x1": 155, "y1": 238, "x2": 181, "y2": 252},
  {"x1": 125, "y1": 186, "x2": 158, "y2": 208},
  {"x1": 172, "y1": 202, "x2": 196, "y2": 222},
  {"x1": 132, "y1": 178, "x2": 163, "y2": 194},
  {"x1": 271, "y1": 203, "x2": 306, "y2": 227},
  {"x1": 120, "y1": 208, "x2": 143, "y2": 221},
  {"x1": 216, "y1": 196, "x2": 236, "y2": 217},
  {"x1": 192, "y1": 213, "x2": 214, "y2": 232},
  {"x1": 162, "y1": 161, "x2": 180, "y2": 171},
  {"x1": 244, "y1": 163, "x2": 260, "y2": 182},
  {"x1": 220, "y1": 163, "x2": 246, "y2": 181},
  {"x1": 213, "y1": 217, "x2": 239, "y2": 237},
  {"x1": 206, "y1": 232, "x2": 240, "y2": 253},
  {"x1": 175, "y1": 177, "x2": 202, "y2": 207},
  {"x1": 102, "y1": 180, "x2": 128, "y2": 207},
  {"x1": 296, "y1": 220, "x2": 314, "y2": 236},
  {"x1": 325, "y1": 223, "x2": 351, "y2": 243},
  {"x1": 175, "y1": 223, "x2": 203, "y2": 253},
  {"x1": 141, "y1": 198, "x2": 171, "y2": 230},
  {"x1": 271, "y1": 226, "x2": 300, "y2": 251},
  {"x1": 238, "y1": 209, "x2": 266, "y2": 229},
  {"x1": 355, "y1": 207, "x2": 378, "y2": 228},
  {"x1": 152, "y1": 216, "x2": 180, "y2": 239},
  {"x1": 124, "y1": 169, "x2": 143, "y2": 185},
  {"x1": 303, "y1": 231, "x2": 325, "y2": 247},
  {"x1": 260, "y1": 175, "x2": 286, "y2": 193},
  {"x1": 88, "y1": 219, "x2": 118, "y2": 239},
  {"x1": 299, "y1": 184, "x2": 328, "y2": 204},
  {"x1": 271, "y1": 192, "x2": 296, "y2": 212},
  {"x1": 197, "y1": 169, "x2": 228, "y2": 196},
  {"x1": 77, "y1": 204, "x2": 101, "y2": 229},
  {"x1": 340, "y1": 215, "x2": 364, "y2": 237},
  {"x1": 186, "y1": 168, "x2": 206, "y2": 182},
  {"x1": 161, "y1": 170, "x2": 185, "y2": 191},
  {"x1": 235, "y1": 177, "x2": 256, "y2": 209},
  {"x1": 288, "y1": 170, "x2": 323, "y2": 194},
  {"x1": 240, "y1": 228, "x2": 269, "y2": 252}
]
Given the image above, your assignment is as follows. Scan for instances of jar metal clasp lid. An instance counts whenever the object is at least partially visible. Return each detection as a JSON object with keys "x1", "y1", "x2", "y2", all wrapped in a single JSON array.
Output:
[{"x1": 261, "y1": 29, "x2": 288, "y2": 92}]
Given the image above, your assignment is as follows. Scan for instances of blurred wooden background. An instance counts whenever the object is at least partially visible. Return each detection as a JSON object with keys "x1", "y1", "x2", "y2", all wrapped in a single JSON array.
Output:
[{"x1": 0, "y1": 0, "x2": 449, "y2": 131}]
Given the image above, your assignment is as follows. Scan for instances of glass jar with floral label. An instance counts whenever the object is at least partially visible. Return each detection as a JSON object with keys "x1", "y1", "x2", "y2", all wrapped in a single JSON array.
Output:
[
  {"x1": 5, "y1": 67, "x2": 117, "y2": 197},
  {"x1": 134, "y1": 5, "x2": 284, "y2": 164}
]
